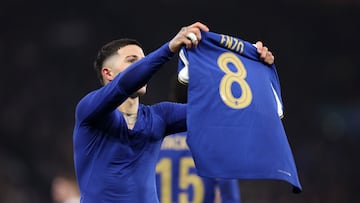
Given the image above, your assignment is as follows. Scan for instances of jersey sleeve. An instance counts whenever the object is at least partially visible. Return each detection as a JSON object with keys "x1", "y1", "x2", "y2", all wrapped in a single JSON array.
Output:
[
  {"x1": 152, "y1": 102, "x2": 187, "y2": 135},
  {"x1": 75, "y1": 43, "x2": 174, "y2": 124}
]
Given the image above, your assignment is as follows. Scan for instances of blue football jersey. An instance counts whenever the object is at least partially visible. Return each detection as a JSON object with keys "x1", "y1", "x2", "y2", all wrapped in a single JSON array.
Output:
[
  {"x1": 156, "y1": 133, "x2": 241, "y2": 203},
  {"x1": 178, "y1": 31, "x2": 302, "y2": 193}
]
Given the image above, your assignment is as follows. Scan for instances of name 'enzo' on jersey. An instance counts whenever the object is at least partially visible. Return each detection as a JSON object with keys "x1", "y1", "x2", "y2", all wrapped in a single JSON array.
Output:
[{"x1": 219, "y1": 34, "x2": 244, "y2": 54}]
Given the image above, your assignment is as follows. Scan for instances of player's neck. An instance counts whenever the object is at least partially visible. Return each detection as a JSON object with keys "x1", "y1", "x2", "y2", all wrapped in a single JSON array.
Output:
[
  {"x1": 118, "y1": 97, "x2": 139, "y2": 115},
  {"x1": 118, "y1": 97, "x2": 139, "y2": 130}
]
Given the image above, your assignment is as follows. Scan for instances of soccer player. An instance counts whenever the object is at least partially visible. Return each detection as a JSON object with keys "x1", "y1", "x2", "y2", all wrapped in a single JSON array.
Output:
[{"x1": 73, "y1": 22, "x2": 274, "y2": 203}]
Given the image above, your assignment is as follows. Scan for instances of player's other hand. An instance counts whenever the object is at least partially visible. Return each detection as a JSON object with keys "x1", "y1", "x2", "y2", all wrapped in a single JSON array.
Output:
[
  {"x1": 255, "y1": 41, "x2": 275, "y2": 65},
  {"x1": 169, "y1": 22, "x2": 209, "y2": 53}
]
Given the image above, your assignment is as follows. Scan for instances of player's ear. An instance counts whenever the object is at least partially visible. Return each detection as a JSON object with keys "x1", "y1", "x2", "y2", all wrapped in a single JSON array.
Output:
[{"x1": 102, "y1": 67, "x2": 114, "y2": 82}]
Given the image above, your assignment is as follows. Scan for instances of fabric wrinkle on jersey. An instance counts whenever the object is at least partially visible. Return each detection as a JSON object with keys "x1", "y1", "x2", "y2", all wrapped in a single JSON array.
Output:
[{"x1": 178, "y1": 31, "x2": 302, "y2": 193}]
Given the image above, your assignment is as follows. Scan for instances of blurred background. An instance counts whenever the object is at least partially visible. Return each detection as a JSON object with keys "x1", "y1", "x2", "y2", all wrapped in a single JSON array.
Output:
[{"x1": 0, "y1": 0, "x2": 359, "y2": 202}]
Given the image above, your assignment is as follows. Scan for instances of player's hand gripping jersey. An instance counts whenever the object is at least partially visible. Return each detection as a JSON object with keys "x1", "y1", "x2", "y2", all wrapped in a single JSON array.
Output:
[
  {"x1": 156, "y1": 132, "x2": 241, "y2": 203},
  {"x1": 178, "y1": 31, "x2": 302, "y2": 193}
]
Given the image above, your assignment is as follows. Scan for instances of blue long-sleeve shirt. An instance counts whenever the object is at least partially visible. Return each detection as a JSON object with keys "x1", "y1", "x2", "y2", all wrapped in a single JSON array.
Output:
[{"x1": 73, "y1": 43, "x2": 187, "y2": 203}]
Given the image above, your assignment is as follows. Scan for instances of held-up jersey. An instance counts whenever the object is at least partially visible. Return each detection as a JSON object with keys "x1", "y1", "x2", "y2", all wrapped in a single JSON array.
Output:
[
  {"x1": 156, "y1": 132, "x2": 241, "y2": 203},
  {"x1": 73, "y1": 43, "x2": 187, "y2": 203},
  {"x1": 178, "y1": 31, "x2": 302, "y2": 193}
]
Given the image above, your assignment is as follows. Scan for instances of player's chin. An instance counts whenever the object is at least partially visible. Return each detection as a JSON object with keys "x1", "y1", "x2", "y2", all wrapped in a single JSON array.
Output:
[{"x1": 130, "y1": 87, "x2": 147, "y2": 98}]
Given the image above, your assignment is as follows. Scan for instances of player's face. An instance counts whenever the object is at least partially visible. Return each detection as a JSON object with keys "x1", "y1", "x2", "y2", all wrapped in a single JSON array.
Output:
[{"x1": 112, "y1": 44, "x2": 147, "y2": 97}]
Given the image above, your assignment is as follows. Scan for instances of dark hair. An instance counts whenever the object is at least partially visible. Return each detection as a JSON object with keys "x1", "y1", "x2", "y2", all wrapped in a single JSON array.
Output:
[{"x1": 94, "y1": 38, "x2": 142, "y2": 85}]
